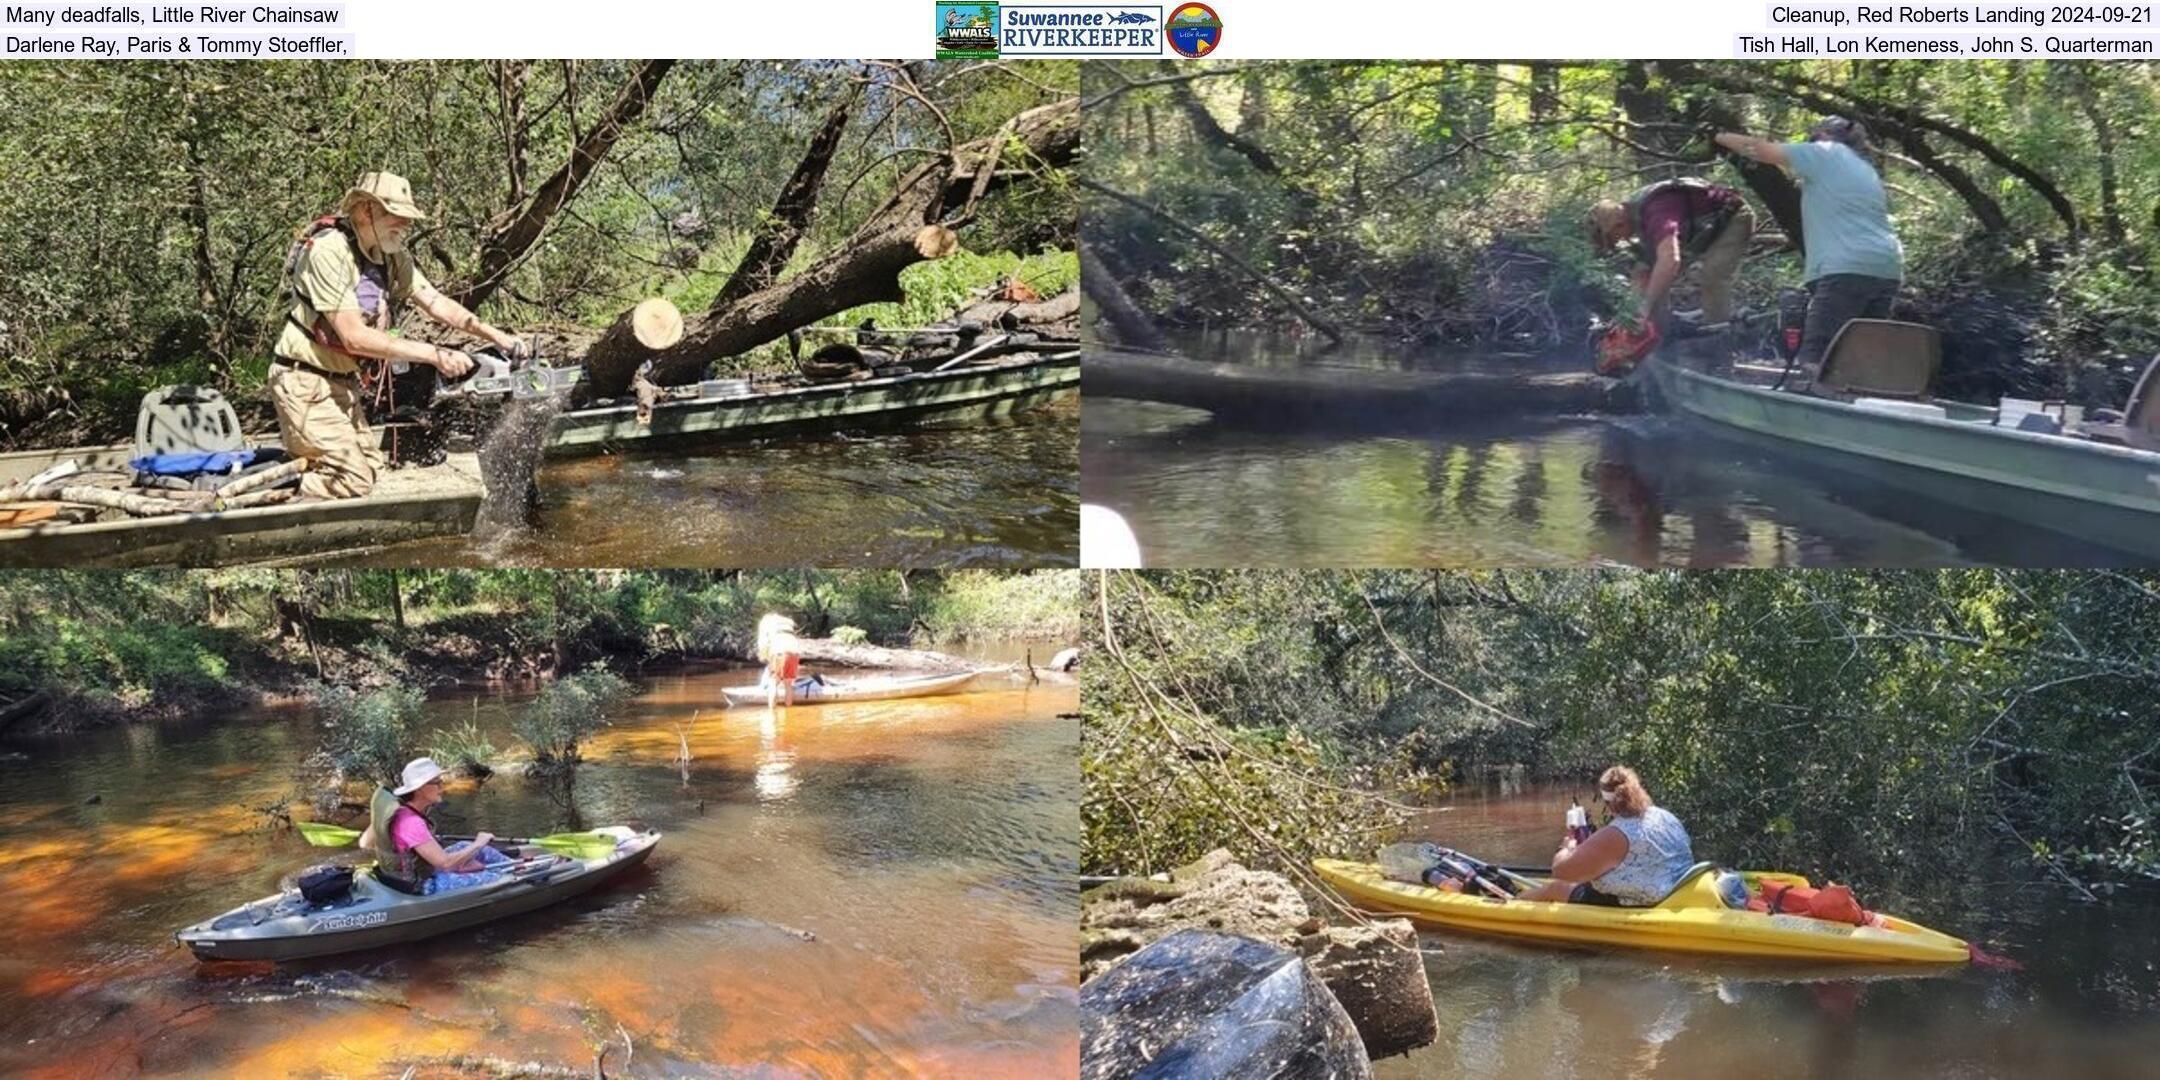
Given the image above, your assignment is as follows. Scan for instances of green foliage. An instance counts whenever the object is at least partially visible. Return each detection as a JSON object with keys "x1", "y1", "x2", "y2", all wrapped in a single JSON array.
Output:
[
  {"x1": 422, "y1": 717, "x2": 500, "y2": 778},
  {"x1": 315, "y1": 684, "x2": 425, "y2": 788},
  {"x1": 919, "y1": 569, "x2": 1084, "y2": 641},
  {"x1": 1086, "y1": 60, "x2": 2160, "y2": 379},
  {"x1": 0, "y1": 61, "x2": 1075, "y2": 444},
  {"x1": 0, "y1": 570, "x2": 1075, "y2": 731},
  {"x1": 831, "y1": 625, "x2": 869, "y2": 646},
  {"x1": 1084, "y1": 570, "x2": 2160, "y2": 899},
  {"x1": 514, "y1": 668, "x2": 635, "y2": 769}
]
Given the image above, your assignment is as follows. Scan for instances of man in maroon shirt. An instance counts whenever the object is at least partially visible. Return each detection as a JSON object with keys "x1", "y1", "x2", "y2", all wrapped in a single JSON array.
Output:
[{"x1": 1588, "y1": 178, "x2": 1755, "y2": 331}]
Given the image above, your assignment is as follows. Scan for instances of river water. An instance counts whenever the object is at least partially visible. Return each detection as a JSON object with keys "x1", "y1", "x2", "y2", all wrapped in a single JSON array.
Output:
[
  {"x1": 0, "y1": 659, "x2": 1078, "y2": 1077},
  {"x1": 374, "y1": 396, "x2": 1079, "y2": 568},
  {"x1": 1373, "y1": 779, "x2": 2160, "y2": 1078},
  {"x1": 1083, "y1": 336, "x2": 2138, "y2": 568}
]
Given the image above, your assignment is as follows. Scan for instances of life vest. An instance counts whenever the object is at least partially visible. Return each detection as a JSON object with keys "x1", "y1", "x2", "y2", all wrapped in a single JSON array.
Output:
[
  {"x1": 1622, "y1": 178, "x2": 1740, "y2": 266},
  {"x1": 367, "y1": 785, "x2": 432, "y2": 894},
  {"x1": 282, "y1": 214, "x2": 409, "y2": 366},
  {"x1": 1748, "y1": 880, "x2": 1873, "y2": 926}
]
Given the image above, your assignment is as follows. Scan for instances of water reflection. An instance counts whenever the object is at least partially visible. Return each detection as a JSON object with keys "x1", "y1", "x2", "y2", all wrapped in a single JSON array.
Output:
[
  {"x1": 1085, "y1": 399, "x2": 2138, "y2": 568},
  {"x1": 0, "y1": 662, "x2": 1079, "y2": 1076},
  {"x1": 365, "y1": 396, "x2": 1078, "y2": 568}
]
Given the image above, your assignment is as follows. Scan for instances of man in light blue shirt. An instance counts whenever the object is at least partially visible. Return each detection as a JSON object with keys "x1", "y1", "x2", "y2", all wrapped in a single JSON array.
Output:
[{"x1": 1715, "y1": 117, "x2": 1905, "y2": 378}]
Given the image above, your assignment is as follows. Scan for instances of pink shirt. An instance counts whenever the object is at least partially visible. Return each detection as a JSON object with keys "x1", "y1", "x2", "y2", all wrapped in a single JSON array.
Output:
[{"x1": 389, "y1": 807, "x2": 434, "y2": 853}]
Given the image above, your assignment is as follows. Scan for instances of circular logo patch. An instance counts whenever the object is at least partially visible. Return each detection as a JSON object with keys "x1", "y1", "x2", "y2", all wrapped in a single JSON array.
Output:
[{"x1": 1167, "y1": 3, "x2": 1223, "y2": 58}]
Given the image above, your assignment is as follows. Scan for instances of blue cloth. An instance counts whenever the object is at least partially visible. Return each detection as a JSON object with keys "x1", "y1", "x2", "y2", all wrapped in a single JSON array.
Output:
[
  {"x1": 423, "y1": 843, "x2": 513, "y2": 894},
  {"x1": 1783, "y1": 140, "x2": 1905, "y2": 284},
  {"x1": 129, "y1": 449, "x2": 263, "y2": 477}
]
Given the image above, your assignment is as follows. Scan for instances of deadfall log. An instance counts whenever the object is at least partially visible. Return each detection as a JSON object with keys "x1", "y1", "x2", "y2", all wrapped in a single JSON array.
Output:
[
  {"x1": 584, "y1": 97, "x2": 1081, "y2": 397},
  {"x1": 1083, "y1": 347, "x2": 1628, "y2": 426},
  {"x1": 585, "y1": 297, "x2": 685, "y2": 377}
]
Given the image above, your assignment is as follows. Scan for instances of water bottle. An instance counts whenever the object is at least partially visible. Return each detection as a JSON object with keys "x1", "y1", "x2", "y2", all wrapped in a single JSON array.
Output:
[
  {"x1": 1379, "y1": 842, "x2": 1445, "y2": 885},
  {"x1": 1565, "y1": 798, "x2": 1591, "y2": 844}
]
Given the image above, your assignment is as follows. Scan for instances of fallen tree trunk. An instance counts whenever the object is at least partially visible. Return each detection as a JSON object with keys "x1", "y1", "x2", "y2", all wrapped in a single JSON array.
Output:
[
  {"x1": 1081, "y1": 244, "x2": 1169, "y2": 351},
  {"x1": 1084, "y1": 346, "x2": 1625, "y2": 425},
  {"x1": 791, "y1": 637, "x2": 1076, "y2": 683},
  {"x1": 455, "y1": 59, "x2": 678, "y2": 311},
  {"x1": 583, "y1": 297, "x2": 684, "y2": 378},
  {"x1": 585, "y1": 96, "x2": 1081, "y2": 396},
  {"x1": 793, "y1": 638, "x2": 978, "y2": 671}
]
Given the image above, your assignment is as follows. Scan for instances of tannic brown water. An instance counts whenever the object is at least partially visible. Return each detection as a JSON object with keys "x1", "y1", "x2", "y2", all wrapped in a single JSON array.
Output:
[
  {"x1": 1083, "y1": 336, "x2": 2137, "y2": 568},
  {"x1": 0, "y1": 662, "x2": 1078, "y2": 1077},
  {"x1": 1375, "y1": 779, "x2": 2160, "y2": 1077},
  {"x1": 376, "y1": 397, "x2": 1078, "y2": 568}
]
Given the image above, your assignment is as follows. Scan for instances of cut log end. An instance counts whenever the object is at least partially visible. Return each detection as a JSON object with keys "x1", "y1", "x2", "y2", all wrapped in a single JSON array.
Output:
[
  {"x1": 629, "y1": 297, "x2": 685, "y2": 351},
  {"x1": 914, "y1": 225, "x2": 960, "y2": 260},
  {"x1": 584, "y1": 296, "x2": 686, "y2": 382}
]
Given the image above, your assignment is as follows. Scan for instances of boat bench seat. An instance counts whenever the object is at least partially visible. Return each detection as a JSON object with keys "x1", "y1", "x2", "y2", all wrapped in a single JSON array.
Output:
[
  {"x1": 1809, "y1": 319, "x2": 1941, "y2": 401},
  {"x1": 2083, "y1": 352, "x2": 2160, "y2": 451}
]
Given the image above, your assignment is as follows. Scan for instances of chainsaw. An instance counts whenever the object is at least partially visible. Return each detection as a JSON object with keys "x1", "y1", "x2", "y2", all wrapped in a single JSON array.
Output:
[{"x1": 428, "y1": 347, "x2": 584, "y2": 402}]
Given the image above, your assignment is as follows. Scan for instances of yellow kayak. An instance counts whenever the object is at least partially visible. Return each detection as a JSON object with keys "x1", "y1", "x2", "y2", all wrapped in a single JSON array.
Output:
[{"x1": 1313, "y1": 858, "x2": 1970, "y2": 964}]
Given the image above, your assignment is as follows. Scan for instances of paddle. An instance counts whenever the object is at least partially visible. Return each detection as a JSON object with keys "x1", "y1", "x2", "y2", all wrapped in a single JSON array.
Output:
[{"x1": 295, "y1": 821, "x2": 618, "y2": 860}]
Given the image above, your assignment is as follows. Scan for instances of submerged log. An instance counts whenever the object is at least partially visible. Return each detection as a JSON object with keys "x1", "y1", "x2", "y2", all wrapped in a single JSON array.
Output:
[{"x1": 1084, "y1": 346, "x2": 1628, "y2": 426}]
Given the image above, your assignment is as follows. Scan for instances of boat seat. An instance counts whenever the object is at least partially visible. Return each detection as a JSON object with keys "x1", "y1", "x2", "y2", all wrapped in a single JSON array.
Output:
[
  {"x1": 2083, "y1": 352, "x2": 2160, "y2": 451},
  {"x1": 1809, "y1": 319, "x2": 1940, "y2": 401},
  {"x1": 134, "y1": 385, "x2": 245, "y2": 459},
  {"x1": 1651, "y1": 861, "x2": 1733, "y2": 910}
]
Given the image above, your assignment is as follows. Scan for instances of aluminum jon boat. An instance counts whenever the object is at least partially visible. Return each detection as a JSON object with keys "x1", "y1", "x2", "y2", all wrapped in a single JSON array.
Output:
[
  {"x1": 546, "y1": 350, "x2": 1079, "y2": 455},
  {"x1": 175, "y1": 826, "x2": 659, "y2": 963},
  {"x1": 1313, "y1": 858, "x2": 1970, "y2": 964},
  {"x1": 1645, "y1": 322, "x2": 2160, "y2": 561},
  {"x1": 719, "y1": 669, "x2": 979, "y2": 707}
]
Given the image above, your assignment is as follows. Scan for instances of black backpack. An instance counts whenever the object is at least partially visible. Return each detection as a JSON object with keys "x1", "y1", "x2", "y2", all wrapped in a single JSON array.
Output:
[{"x1": 297, "y1": 864, "x2": 356, "y2": 905}]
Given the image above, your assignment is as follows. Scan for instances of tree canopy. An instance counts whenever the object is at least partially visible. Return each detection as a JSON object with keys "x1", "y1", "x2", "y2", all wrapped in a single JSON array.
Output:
[
  {"x1": 1083, "y1": 60, "x2": 2160, "y2": 404},
  {"x1": 1085, "y1": 569, "x2": 2160, "y2": 905},
  {"x1": 0, "y1": 60, "x2": 1077, "y2": 443}
]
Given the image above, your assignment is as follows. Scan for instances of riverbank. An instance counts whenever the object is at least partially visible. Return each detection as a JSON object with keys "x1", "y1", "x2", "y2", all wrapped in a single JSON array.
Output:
[{"x1": 0, "y1": 569, "x2": 1081, "y2": 738}]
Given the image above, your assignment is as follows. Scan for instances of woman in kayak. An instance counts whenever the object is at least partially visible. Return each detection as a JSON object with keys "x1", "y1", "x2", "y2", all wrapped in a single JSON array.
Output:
[
  {"x1": 756, "y1": 613, "x2": 805, "y2": 708},
  {"x1": 1516, "y1": 765, "x2": 1695, "y2": 905},
  {"x1": 357, "y1": 757, "x2": 515, "y2": 894}
]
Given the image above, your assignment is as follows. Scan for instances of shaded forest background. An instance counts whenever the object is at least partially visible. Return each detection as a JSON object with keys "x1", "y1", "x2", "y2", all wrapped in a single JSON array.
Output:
[
  {"x1": 1082, "y1": 60, "x2": 2160, "y2": 406},
  {"x1": 1084, "y1": 569, "x2": 2160, "y2": 904},
  {"x1": 0, "y1": 59, "x2": 1078, "y2": 446},
  {"x1": 0, "y1": 568, "x2": 1080, "y2": 735}
]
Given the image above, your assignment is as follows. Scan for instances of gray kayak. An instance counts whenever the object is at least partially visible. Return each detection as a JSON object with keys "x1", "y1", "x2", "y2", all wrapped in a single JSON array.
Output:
[{"x1": 175, "y1": 825, "x2": 659, "y2": 962}]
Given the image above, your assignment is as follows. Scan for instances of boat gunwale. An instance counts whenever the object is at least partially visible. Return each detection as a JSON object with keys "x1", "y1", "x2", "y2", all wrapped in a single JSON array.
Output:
[
  {"x1": 563, "y1": 350, "x2": 1080, "y2": 427},
  {"x1": 1655, "y1": 359, "x2": 2160, "y2": 469}
]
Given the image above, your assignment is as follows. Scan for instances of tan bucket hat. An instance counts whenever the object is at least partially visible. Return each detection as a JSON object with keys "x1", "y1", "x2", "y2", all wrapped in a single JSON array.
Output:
[{"x1": 342, "y1": 170, "x2": 428, "y2": 221}]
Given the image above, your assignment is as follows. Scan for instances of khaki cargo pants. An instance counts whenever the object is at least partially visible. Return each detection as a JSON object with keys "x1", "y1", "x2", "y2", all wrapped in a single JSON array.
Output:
[
  {"x1": 268, "y1": 364, "x2": 381, "y2": 500},
  {"x1": 1690, "y1": 204, "x2": 1754, "y2": 324}
]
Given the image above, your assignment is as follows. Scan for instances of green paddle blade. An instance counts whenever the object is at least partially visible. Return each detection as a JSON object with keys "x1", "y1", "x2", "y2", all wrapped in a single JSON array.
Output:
[
  {"x1": 297, "y1": 821, "x2": 362, "y2": 847},
  {"x1": 528, "y1": 831, "x2": 619, "y2": 860},
  {"x1": 296, "y1": 821, "x2": 615, "y2": 859}
]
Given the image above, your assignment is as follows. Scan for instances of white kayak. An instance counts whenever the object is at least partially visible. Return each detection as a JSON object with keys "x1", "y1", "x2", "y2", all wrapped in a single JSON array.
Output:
[{"x1": 720, "y1": 669, "x2": 979, "y2": 707}]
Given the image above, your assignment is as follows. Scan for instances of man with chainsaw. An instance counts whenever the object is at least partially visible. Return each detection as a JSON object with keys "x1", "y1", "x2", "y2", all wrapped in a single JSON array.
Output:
[
  {"x1": 272, "y1": 171, "x2": 528, "y2": 500},
  {"x1": 1586, "y1": 177, "x2": 1755, "y2": 372}
]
